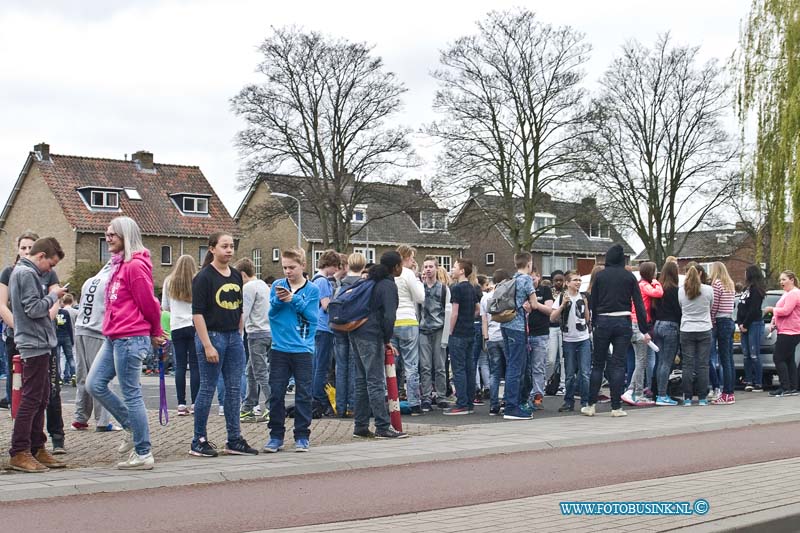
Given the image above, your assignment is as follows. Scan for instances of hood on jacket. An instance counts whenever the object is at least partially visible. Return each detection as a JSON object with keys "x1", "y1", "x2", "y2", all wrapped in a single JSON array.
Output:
[{"x1": 604, "y1": 244, "x2": 626, "y2": 268}]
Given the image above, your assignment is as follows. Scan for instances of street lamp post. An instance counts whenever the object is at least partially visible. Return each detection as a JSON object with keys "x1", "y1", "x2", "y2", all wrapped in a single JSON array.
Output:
[{"x1": 271, "y1": 192, "x2": 301, "y2": 249}]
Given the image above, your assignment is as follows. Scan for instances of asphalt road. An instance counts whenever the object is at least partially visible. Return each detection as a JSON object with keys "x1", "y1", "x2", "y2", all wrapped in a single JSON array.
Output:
[{"x1": 3, "y1": 421, "x2": 800, "y2": 532}]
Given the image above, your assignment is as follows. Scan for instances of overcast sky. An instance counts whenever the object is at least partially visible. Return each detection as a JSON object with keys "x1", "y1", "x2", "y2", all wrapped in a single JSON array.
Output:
[{"x1": 0, "y1": 0, "x2": 751, "y2": 222}]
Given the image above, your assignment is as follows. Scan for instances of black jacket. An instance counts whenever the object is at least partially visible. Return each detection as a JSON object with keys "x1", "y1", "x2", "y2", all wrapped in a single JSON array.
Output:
[
  {"x1": 354, "y1": 277, "x2": 398, "y2": 344},
  {"x1": 652, "y1": 286, "x2": 681, "y2": 323},
  {"x1": 736, "y1": 285, "x2": 765, "y2": 328},
  {"x1": 589, "y1": 244, "x2": 648, "y2": 333}
]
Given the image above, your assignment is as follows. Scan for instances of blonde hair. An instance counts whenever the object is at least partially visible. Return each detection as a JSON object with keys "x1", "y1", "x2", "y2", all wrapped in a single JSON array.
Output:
[
  {"x1": 396, "y1": 245, "x2": 416, "y2": 260},
  {"x1": 684, "y1": 266, "x2": 702, "y2": 300},
  {"x1": 436, "y1": 266, "x2": 451, "y2": 286},
  {"x1": 709, "y1": 262, "x2": 735, "y2": 293},
  {"x1": 282, "y1": 247, "x2": 306, "y2": 265},
  {"x1": 167, "y1": 255, "x2": 196, "y2": 303},
  {"x1": 347, "y1": 252, "x2": 366, "y2": 273}
]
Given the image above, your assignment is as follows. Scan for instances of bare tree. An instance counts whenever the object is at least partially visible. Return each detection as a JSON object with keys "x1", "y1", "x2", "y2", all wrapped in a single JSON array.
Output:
[
  {"x1": 582, "y1": 34, "x2": 737, "y2": 266},
  {"x1": 428, "y1": 8, "x2": 592, "y2": 253},
  {"x1": 232, "y1": 27, "x2": 415, "y2": 249}
]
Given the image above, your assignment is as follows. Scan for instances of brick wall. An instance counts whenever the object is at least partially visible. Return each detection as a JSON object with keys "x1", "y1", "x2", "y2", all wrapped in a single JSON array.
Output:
[
  {"x1": 1, "y1": 162, "x2": 76, "y2": 279},
  {"x1": 451, "y1": 203, "x2": 514, "y2": 276}
]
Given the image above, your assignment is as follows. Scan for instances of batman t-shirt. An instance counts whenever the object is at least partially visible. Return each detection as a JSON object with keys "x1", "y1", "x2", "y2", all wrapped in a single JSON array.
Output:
[{"x1": 192, "y1": 264, "x2": 243, "y2": 332}]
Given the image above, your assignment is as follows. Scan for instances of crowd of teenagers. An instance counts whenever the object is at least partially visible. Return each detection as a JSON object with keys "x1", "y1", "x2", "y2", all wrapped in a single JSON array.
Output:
[{"x1": 4, "y1": 220, "x2": 800, "y2": 473}]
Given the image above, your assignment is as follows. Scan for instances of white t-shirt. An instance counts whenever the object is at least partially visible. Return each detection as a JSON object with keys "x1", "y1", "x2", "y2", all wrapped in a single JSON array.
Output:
[
  {"x1": 480, "y1": 291, "x2": 503, "y2": 342},
  {"x1": 552, "y1": 292, "x2": 590, "y2": 342}
]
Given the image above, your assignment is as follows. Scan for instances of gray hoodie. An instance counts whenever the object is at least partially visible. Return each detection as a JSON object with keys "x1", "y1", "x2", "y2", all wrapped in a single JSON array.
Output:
[{"x1": 9, "y1": 257, "x2": 59, "y2": 359}]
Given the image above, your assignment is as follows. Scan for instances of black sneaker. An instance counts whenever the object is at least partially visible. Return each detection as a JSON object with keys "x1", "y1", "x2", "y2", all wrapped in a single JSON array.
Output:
[
  {"x1": 558, "y1": 403, "x2": 575, "y2": 413},
  {"x1": 789, "y1": 390, "x2": 800, "y2": 396},
  {"x1": 224, "y1": 438, "x2": 259, "y2": 456},
  {"x1": 0, "y1": 398, "x2": 9, "y2": 410},
  {"x1": 353, "y1": 428, "x2": 375, "y2": 439},
  {"x1": 473, "y1": 395, "x2": 485, "y2": 406},
  {"x1": 421, "y1": 401, "x2": 432, "y2": 412},
  {"x1": 375, "y1": 427, "x2": 409, "y2": 439},
  {"x1": 410, "y1": 405, "x2": 423, "y2": 416},
  {"x1": 489, "y1": 406, "x2": 500, "y2": 416},
  {"x1": 437, "y1": 400, "x2": 450, "y2": 409},
  {"x1": 190, "y1": 438, "x2": 218, "y2": 457},
  {"x1": 769, "y1": 388, "x2": 785, "y2": 397}
]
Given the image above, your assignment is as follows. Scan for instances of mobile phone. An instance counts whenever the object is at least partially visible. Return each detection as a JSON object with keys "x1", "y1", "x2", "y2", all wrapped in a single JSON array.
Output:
[
  {"x1": 62, "y1": 283, "x2": 70, "y2": 289},
  {"x1": 276, "y1": 286, "x2": 289, "y2": 294}
]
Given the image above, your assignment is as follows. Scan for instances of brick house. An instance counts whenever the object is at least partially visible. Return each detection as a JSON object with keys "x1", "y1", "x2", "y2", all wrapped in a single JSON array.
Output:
[
  {"x1": 635, "y1": 227, "x2": 758, "y2": 284},
  {"x1": 0, "y1": 143, "x2": 238, "y2": 286},
  {"x1": 235, "y1": 174, "x2": 468, "y2": 278},
  {"x1": 451, "y1": 188, "x2": 634, "y2": 277}
]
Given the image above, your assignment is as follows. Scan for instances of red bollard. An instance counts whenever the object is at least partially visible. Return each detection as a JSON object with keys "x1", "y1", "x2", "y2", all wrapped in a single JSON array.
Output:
[
  {"x1": 11, "y1": 355, "x2": 22, "y2": 419},
  {"x1": 384, "y1": 345, "x2": 402, "y2": 432}
]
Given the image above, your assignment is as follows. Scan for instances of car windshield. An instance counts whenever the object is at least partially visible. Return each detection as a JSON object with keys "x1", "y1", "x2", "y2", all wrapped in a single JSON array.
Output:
[{"x1": 732, "y1": 292, "x2": 782, "y2": 322}]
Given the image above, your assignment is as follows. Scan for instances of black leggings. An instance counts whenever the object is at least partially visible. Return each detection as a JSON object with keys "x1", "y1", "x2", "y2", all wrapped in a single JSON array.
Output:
[{"x1": 773, "y1": 334, "x2": 800, "y2": 391}]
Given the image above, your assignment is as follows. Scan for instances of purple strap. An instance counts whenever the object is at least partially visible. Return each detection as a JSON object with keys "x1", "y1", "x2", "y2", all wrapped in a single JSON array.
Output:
[{"x1": 158, "y1": 343, "x2": 170, "y2": 426}]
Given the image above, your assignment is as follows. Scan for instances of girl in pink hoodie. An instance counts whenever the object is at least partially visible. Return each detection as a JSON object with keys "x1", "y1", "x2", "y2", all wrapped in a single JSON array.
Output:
[
  {"x1": 86, "y1": 217, "x2": 165, "y2": 470},
  {"x1": 765, "y1": 270, "x2": 800, "y2": 396}
]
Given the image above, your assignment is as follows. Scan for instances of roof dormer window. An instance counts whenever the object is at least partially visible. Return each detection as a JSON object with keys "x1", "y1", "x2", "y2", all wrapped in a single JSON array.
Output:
[
  {"x1": 183, "y1": 196, "x2": 208, "y2": 214},
  {"x1": 78, "y1": 187, "x2": 122, "y2": 211},
  {"x1": 420, "y1": 211, "x2": 447, "y2": 232},
  {"x1": 352, "y1": 205, "x2": 367, "y2": 224}
]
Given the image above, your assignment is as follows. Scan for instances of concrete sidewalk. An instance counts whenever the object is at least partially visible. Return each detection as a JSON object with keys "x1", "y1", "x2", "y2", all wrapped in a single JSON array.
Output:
[
  {"x1": 1, "y1": 394, "x2": 798, "y2": 502},
  {"x1": 266, "y1": 456, "x2": 800, "y2": 532}
]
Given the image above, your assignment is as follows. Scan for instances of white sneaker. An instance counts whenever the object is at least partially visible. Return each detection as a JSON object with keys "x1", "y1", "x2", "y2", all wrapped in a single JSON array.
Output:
[
  {"x1": 218, "y1": 406, "x2": 225, "y2": 416},
  {"x1": 117, "y1": 450, "x2": 154, "y2": 470},
  {"x1": 611, "y1": 408, "x2": 628, "y2": 417},
  {"x1": 621, "y1": 389, "x2": 636, "y2": 406},
  {"x1": 556, "y1": 386, "x2": 565, "y2": 396},
  {"x1": 253, "y1": 405, "x2": 263, "y2": 416},
  {"x1": 707, "y1": 388, "x2": 720, "y2": 401},
  {"x1": 118, "y1": 429, "x2": 134, "y2": 454},
  {"x1": 580, "y1": 404, "x2": 596, "y2": 417}
]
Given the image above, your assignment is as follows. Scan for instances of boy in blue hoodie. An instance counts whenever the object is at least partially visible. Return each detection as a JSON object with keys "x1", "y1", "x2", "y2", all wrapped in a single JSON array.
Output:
[{"x1": 264, "y1": 248, "x2": 319, "y2": 453}]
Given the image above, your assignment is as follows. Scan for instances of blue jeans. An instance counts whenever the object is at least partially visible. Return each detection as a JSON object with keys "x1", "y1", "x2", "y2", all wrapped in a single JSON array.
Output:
[
  {"x1": 391, "y1": 325, "x2": 421, "y2": 407},
  {"x1": 654, "y1": 320, "x2": 680, "y2": 396},
  {"x1": 313, "y1": 331, "x2": 334, "y2": 406},
  {"x1": 193, "y1": 331, "x2": 246, "y2": 445},
  {"x1": 350, "y1": 331, "x2": 390, "y2": 431},
  {"x1": 501, "y1": 327, "x2": 527, "y2": 412},
  {"x1": 486, "y1": 340, "x2": 506, "y2": 409},
  {"x1": 86, "y1": 336, "x2": 151, "y2": 455},
  {"x1": 333, "y1": 332, "x2": 356, "y2": 414},
  {"x1": 742, "y1": 320, "x2": 765, "y2": 386},
  {"x1": 589, "y1": 315, "x2": 633, "y2": 410},
  {"x1": 528, "y1": 335, "x2": 548, "y2": 398},
  {"x1": 472, "y1": 322, "x2": 489, "y2": 393},
  {"x1": 448, "y1": 335, "x2": 475, "y2": 409},
  {"x1": 59, "y1": 337, "x2": 75, "y2": 381},
  {"x1": 716, "y1": 317, "x2": 735, "y2": 394},
  {"x1": 563, "y1": 338, "x2": 591, "y2": 406},
  {"x1": 269, "y1": 350, "x2": 312, "y2": 441},
  {"x1": 709, "y1": 334, "x2": 721, "y2": 390}
]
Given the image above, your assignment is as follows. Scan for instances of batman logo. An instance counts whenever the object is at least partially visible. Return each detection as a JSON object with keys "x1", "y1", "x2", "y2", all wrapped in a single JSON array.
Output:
[{"x1": 215, "y1": 283, "x2": 242, "y2": 311}]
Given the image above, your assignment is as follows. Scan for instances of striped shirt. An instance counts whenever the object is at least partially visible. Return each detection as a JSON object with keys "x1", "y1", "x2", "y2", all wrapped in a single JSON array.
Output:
[{"x1": 711, "y1": 280, "x2": 735, "y2": 321}]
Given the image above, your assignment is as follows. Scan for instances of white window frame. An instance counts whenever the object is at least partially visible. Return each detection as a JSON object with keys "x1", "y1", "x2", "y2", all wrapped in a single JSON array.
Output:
[
  {"x1": 252, "y1": 248, "x2": 262, "y2": 278},
  {"x1": 353, "y1": 247, "x2": 376, "y2": 264},
  {"x1": 587, "y1": 223, "x2": 611, "y2": 240},
  {"x1": 199, "y1": 246, "x2": 208, "y2": 265},
  {"x1": 542, "y1": 255, "x2": 571, "y2": 276},
  {"x1": 420, "y1": 211, "x2": 447, "y2": 232},
  {"x1": 272, "y1": 247, "x2": 280, "y2": 262},
  {"x1": 161, "y1": 245, "x2": 172, "y2": 266},
  {"x1": 436, "y1": 255, "x2": 452, "y2": 273},
  {"x1": 351, "y1": 204, "x2": 368, "y2": 224},
  {"x1": 533, "y1": 213, "x2": 556, "y2": 234},
  {"x1": 314, "y1": 250, "x2": 324, "y2": 267},
  {"x1": 90, "y1": 190, "x2": 119, "y2": 209},
  {"x1": 485, "y1": 252, "x2": 496, "y2": 266},
  {"x1": 183, "y1": 196, "x2": 209, "y2": 214},
  {"x1": 99, "y1": 238, "x2": 111, "y2": 263}
]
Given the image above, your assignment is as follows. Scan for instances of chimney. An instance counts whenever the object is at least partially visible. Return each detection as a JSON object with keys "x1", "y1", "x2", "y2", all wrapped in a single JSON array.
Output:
[
  {"x1": 406, "y1": 179, "x2": 422, "y2": 192},
  {"x1": 581, "y1": 196, "x2": 597, "y2": 208},
  {"x1": 469, "y1": 185, "x2": 484, "y2": 198},
  {"x1": 132, "y1": 150, "x2": 154, "y2": 170},
  {"x1": 34, "y1": 142, "x2": 50, "y2": 161}
]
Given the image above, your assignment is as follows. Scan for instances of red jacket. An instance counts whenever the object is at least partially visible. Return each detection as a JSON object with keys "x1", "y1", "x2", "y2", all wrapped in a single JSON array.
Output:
[{"x1": 632, "y1": 279, "x2": 663, "y2": 325}]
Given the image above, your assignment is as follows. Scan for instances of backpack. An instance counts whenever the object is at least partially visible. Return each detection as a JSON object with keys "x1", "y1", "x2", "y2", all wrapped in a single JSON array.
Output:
[
  {"x1": 488, "y1": 277, "x2": 518, "y2": 323},
  {"x1": 328, "y1": 278, "x2": 376, "y2": 332}
]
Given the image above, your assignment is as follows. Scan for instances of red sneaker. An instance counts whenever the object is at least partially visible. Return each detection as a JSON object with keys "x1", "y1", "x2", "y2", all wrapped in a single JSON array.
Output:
[{"x1": 71, "y1": 421, "x2": 89, "y2": 431}]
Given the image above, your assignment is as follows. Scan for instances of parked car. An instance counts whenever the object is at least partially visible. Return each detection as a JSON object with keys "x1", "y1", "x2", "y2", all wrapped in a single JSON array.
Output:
[{"x1": 732, "y1": 289, "x2": 800, "y2": 386}]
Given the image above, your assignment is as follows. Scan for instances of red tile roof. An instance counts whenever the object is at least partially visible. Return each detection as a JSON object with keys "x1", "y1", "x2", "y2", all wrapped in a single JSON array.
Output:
[{"x1": 35, "y1": 153, "x2": 238, "y2": 237}]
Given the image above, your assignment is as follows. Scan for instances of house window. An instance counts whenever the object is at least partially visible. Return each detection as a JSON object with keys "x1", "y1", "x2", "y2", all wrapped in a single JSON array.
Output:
[
  {"x1": 124, "y1": 188, "x2": 142, "y2": 201},
  {"x1": 99, "y1": 238, "x2": 111, "y2": 263},
  {"x1": 420, "y1": 211, "x2": 447, "y2": 232},
  {"x1": 587, "y1": 223, "x2": 611, "y2": 239},
  {"x1": 199, "y1": 246, "x2": 208, "y2": 264},
  {"x1": 183, "y1": 197, "x2": 209, "y2": 214},
  {"x1": 353, "y1": 247, "x2": 376, "y2": 264},
  {"x1": 533, "y1": 214, "x2": 556, "y2": 234},
  {"x1": 314, "y1": 250, "x2": 324, "y2": 268},
  {"x1": 542, "y1": 255, "x2": 571, "y2": 276},
  {"x1": 161, "y1": 245, "x2": 172, "y2": 266},
  {"x1": 252, "y1": 248, "x2": 262, "y2": 278},
  {"x1": 352, "y1": 205, "x2": 368, "y2": 224},
  {"x1": 436, "y1": 255, "x2": 452, "y2": 273},
  {"x1": 272, "y1": 248, "x2": 280, "y2": 262},
  {"x1": 90, "y1": 190, "x2": 119, "y2": 209},
  {"x1": 485, "y1": 253, "x2": 496, "y2": 266}
]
